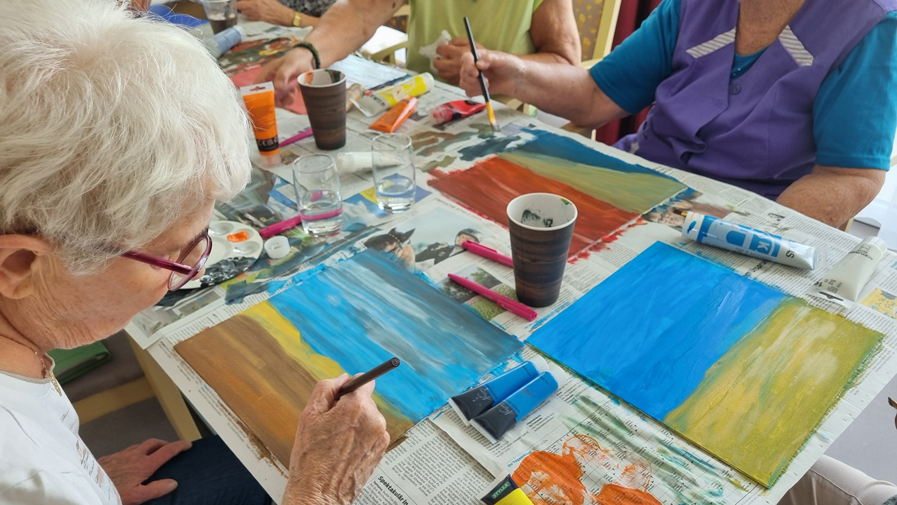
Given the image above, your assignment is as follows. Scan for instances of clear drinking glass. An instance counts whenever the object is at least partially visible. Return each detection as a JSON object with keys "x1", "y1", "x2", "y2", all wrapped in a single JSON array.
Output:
[
  {"x1": 292, "y1": 154, "x2": 343, "y2": 237},
  {"x1": 371, "y1": 133, "x2": 416, "y2": 213}
]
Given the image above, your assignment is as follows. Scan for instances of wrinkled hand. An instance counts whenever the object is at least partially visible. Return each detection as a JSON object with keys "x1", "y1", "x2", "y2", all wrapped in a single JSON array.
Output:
[
  {"x1": 254, "y1": 48, "x2": 316, "y2": 106},
  {"x1": 459, "y1": 49, "x2": 524, "y2": 98},
  {"x1": 282, "y1": 375, "x2": 390, "y2": 505},
  {"x1": 98, "y1": 439, "x2": 192, "y2": 505},
  {"x1": 236, "y1": 0, "x2": 292, "y2": 24},
  {"x1": 433, "y1": 37, "x2": 484, "y2": 85}
]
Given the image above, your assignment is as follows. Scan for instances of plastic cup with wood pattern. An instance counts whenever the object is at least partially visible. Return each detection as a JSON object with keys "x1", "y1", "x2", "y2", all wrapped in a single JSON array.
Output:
[
  {"x1": 297, "y1": 69, "x2": 347, "y2": 150},
  {"x1": 506, "y1": 193, "x2": 578, "y2": 307}
]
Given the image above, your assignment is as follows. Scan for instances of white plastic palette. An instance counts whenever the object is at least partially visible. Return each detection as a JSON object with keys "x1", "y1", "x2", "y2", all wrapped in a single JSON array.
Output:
[{"x1": 179, "y1": 221, "x2": 263, "y2": 290}]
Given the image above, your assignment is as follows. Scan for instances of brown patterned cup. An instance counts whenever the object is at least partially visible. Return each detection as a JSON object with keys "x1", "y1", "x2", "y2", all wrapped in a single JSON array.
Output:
[
  {"x1": 507, "y1": 193, "x2": 578, "y2": 307},
  {"x1": 298, "y1": 69, "x2": 347, "y2": 150}
]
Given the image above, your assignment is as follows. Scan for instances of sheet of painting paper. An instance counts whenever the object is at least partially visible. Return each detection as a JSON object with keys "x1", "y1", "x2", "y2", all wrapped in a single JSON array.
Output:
[
  {"x1": 430, "y1": 156, "x2": 640, "y2": 258},
  {"x1": 500, "y1": 131, "x2": 686, "y2": 215},
  {"x1": 429, "y1": 131, "x2": 685, "y2": 257},
  {"x1": 528, "y1": 242, "x2": 884, "y2": 487},
  {"x1": 175, "y1": 249, "x2": 523, "y2": 466}
]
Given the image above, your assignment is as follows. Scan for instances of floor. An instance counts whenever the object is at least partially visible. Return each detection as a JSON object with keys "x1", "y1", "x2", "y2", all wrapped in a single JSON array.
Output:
[
  {"x1": 81, "y1": 397, "x2": 179, "y2": 458},
  {"x1": 80, "y1": 221, "x2": 897, "y2": 482}
]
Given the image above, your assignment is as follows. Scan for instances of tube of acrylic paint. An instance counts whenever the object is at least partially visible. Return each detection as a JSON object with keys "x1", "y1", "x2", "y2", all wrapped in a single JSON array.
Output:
[
  {"x1": 352, "y1": 73, "x2": 434, "y2": 117},
  {"x1": 370, "y1": 97, "x2": 417, "y2": 133},
  {"x1": 241, "y1": 82, "x2": 281, "y2": 168},
  {"x1": 204, "y1": 25, "x2": 245, "y2": 58},
  {"x1": 815, "y1": 236, "x2": 888, "y2": 302},
  {"x1": 430, "y1": 100, "x2": 487, "y2": 125},
  {"x1": 335, "y1": 152, "x2": 402, "y2": 174},
  {"x1": 481, "y1": 475, "x2": 534, "y2": 505},
  {"x1": 449, "y1": 356, "x2": 550, "y2": 426},
  {"x1": 471, "y1": 364, "x2": 566, "y2": 444},
  {"x1": 682, "y1": 212, "x2": 817, "y2": 269}
]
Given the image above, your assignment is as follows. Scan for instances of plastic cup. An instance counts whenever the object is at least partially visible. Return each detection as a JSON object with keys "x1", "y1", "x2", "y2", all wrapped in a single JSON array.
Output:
[
  {"x1": 201, "y1": 0, "x2": 237, "y2": 34},
  {"x1": 506, "y1": 193, "x2": 578, "y2": 307}
]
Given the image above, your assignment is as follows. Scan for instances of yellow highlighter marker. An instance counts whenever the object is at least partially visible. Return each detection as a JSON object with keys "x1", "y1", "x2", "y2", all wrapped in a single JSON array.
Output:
[{"x1": 463, "y1": 17, "x2": 500, "y2": 132}]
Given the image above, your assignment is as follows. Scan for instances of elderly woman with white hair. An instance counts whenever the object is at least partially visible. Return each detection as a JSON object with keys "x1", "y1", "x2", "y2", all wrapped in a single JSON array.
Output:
[{"x1": 0, "y1": 1, "x2": 388, "y2": 504}]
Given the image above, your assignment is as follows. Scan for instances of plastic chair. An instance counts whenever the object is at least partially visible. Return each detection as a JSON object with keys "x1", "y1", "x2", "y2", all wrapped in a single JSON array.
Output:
[{"x1": 361, "y1": 6, "x2": 411, "y2": 66}]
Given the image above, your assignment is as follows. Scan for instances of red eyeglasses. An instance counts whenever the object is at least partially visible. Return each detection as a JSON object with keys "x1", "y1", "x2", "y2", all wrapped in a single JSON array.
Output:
[{"x1": 122, "y1": 229, "x2": 212, "y2": 291}]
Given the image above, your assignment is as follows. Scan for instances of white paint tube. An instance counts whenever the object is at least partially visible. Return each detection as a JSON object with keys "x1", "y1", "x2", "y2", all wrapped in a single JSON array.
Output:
[
  {"x1": 815, "y1": 236, "x2": 887, "y2": 302},
  {"x1": 334, "y1": 152, "x2": 402, "y2": 174},
  {"x1": 682, "y1": 212, "x2": 817, "y2": 269}
]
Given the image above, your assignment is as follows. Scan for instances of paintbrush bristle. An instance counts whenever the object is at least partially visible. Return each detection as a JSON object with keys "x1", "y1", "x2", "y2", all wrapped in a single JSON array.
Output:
[{"x1": 486, "y1": 102, "x2": 498, "y2": 132}]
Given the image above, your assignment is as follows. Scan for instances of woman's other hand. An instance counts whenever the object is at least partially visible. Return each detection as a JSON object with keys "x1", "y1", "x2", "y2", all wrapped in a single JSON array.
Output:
[
  {"x1": 98, "y1": 438, "x2": 193, "y2": 505},
  {"x1": 282, "y1": 375, "x2": 390, "y2": 505},
  {"x1": 433, "y1": 37, "x2": 484, "y2": 85}
]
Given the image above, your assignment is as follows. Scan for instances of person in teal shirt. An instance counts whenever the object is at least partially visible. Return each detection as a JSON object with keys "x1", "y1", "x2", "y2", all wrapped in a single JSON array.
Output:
[
  {"x1": 589, "y1": 0, "x2": 897, "y2": 177},
  {"x1": 457, "y1": 0, "x2": 897, "y2": 228}
]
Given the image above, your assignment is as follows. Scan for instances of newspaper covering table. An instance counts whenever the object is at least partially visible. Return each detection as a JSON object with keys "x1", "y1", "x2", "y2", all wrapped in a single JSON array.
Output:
[{"x1": 131, "y1": 64, "x2": 897, "y2": 504}]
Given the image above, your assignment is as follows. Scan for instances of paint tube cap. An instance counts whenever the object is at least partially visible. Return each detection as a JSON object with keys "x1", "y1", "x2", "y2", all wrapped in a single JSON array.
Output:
[
  {"x1": 546, "y1": 363, "x2": 567, "y2": 389},
  {"x1": 863, "y1": 236, "x2": 889, "y2": 255},
  {"x1": 527, "y1": 355, "x2": 550, "y2": 375},
  {"x1": 264, "y1": 236, "x2": 290, "y2": 259},
  {"x1": 430, "y1": 104, "x2": 453, "y2": 125}
]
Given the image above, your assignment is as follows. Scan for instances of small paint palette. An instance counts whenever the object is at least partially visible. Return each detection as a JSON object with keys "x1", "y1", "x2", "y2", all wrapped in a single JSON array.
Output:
[{"x1": 179, "y1": 221, "x2": 263, "y2": 290}]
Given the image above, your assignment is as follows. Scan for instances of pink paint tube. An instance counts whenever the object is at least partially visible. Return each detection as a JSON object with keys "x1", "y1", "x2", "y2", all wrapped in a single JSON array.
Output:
[{"x1": 430, "y1": 99, "x2": 487, "y2": 125}]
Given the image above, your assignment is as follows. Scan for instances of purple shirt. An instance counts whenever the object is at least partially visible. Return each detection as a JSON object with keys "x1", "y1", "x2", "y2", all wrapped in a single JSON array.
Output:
[{"x1": 619, "y1": 0, "x2": 897, "y2": 198}]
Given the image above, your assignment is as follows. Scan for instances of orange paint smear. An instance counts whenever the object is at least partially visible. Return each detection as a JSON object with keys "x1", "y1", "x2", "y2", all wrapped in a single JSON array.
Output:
[
  {"x1": 430, "y1": 157, "x2": 638, "y2": 258},
  {"x1": 513, "y1": 435, "x2": 661, "y2": 505}
]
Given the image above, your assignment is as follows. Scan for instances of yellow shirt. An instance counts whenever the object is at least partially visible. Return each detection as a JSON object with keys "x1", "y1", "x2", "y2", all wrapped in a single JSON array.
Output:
[{"x1": 406, "y1": 0, "x2": 544, "y2": 76}]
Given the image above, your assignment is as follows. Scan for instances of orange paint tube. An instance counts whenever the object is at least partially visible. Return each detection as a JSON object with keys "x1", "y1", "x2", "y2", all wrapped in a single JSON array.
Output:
[
  {"x1": 369, "y1": 97, "x2": 417, "y2": 133},
  {"x1": 241, "y1": 82, "x2": 281, "y2": 168}
]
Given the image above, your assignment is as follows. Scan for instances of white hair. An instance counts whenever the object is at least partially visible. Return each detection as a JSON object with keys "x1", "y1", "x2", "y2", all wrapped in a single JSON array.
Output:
[{"x1": 0, "y1": 0, "x2": 252, "y2": 274}]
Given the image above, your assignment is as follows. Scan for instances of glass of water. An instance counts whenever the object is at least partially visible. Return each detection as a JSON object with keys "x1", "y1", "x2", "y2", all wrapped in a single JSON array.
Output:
[
  {"x1": 371, "y1": 133, "x2": 416, "y2": 213},
  {"x1": 292, "y1": 154, "x2": 343, "y2": 237}
]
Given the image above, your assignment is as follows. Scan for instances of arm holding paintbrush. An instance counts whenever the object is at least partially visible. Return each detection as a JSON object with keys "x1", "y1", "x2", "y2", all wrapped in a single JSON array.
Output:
[
  {"x1": 458, "y1": 52, "x2": 629, "y2": 130},
  {"x1": 283, "y1": 375, "x2": 389, "y2": 505}
]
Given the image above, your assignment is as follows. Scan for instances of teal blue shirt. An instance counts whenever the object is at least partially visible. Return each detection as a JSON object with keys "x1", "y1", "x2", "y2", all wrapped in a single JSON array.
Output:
[{"x1": 591, "y1": 0, "x2": 897, "y2": 170}]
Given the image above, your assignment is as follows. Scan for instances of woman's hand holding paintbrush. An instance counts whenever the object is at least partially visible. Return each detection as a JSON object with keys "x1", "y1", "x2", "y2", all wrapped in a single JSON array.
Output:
[
  {"x1": 283, "y1": 374, "x2": 389, "y2": 505},
  {"x1": 458, "y1": 50, "x2": 524, "y2": 101},
  {"x1": 462, "y1": 17, "x2": 500, "y2": 132}
]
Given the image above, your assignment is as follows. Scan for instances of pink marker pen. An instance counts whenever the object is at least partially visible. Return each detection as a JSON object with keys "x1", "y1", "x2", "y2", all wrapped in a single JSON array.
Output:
[{"x1": 462, "y1": 240, "x2": 514, "y2": 268}]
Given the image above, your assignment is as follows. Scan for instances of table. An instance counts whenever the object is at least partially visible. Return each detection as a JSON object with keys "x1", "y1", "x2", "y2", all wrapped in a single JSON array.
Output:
[{"x1": 127, "y1": 51, "x2": 897, "y2": 505}]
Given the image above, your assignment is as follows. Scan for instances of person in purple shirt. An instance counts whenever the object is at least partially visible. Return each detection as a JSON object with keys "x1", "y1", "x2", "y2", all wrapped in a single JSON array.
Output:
[{"x1": 459, "y1": 0, "x2": 897, "y2": 229}]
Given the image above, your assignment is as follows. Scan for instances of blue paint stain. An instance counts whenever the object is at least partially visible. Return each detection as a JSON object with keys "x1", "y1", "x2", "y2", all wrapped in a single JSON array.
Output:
[
  {"x1": 457, "y1": 135, "x2": 522, "y2": 161},
  {"x1": 266, "y1": 250, "x2": 523, "y2": 422},
  {"x1": 518, "y1": 129, "x2": 681, "y2": 181},
  {"x1": 529, "y1": 242, "x2": 785, "y2": 420}
]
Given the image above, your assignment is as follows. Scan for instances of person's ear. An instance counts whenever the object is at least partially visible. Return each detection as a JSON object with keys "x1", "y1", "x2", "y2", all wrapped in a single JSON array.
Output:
[{"x1": 0, "y1": 235, "x2": 52, "y2": 300}]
